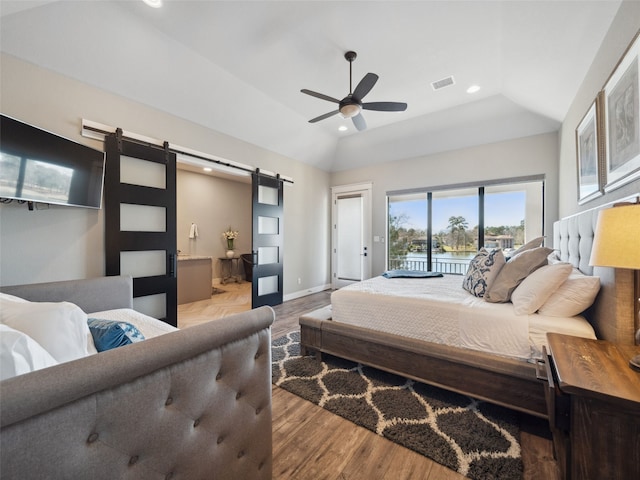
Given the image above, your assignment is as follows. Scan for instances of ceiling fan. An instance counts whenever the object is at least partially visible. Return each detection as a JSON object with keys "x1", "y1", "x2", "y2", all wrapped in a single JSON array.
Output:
[{"x1": 301, "y1": 51, "x2": 407, "y2": 131}]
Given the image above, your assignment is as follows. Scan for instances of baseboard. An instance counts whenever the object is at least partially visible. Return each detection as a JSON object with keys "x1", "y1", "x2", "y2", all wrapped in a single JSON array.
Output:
[{"x1": 284, "y1": 283, "x2": 332, "y2": 302}]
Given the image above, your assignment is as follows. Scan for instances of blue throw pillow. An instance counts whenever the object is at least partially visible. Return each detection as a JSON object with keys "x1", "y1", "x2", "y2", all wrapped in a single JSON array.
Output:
[{"x1": 87, "y1": 318, "x2": 145, "y2": 352}]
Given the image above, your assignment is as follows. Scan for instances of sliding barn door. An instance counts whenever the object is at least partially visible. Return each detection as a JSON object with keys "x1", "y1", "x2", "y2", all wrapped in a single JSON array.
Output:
[
  {"x1": 104, "y1": 132, "x2": 178, "y2": 326},
  {"x1": 251, "y1": 172, "x2": 284, "y2": 308}
]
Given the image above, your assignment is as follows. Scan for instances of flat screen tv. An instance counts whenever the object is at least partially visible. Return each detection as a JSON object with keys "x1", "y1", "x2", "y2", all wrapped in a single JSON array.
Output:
[{"x1": 0, "y1": 115, "x2": 105, "y2": 209}]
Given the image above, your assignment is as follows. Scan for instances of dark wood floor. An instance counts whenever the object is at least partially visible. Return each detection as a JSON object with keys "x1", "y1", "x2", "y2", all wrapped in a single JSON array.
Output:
[{"x1": 179, "y1": 285, "x2": 560, "y2": 479}]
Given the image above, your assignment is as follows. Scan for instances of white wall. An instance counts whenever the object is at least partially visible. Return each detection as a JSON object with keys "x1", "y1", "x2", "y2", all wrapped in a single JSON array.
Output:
[
  {"x1": 331, "y1": 132, "x2": 559, "y2": 275},
  {"x1": 0, "y1": 53, "x2": 332, "y2": 295},
  {"x1": 558, "y1": 0, "x2": 640, "y2": 216}
]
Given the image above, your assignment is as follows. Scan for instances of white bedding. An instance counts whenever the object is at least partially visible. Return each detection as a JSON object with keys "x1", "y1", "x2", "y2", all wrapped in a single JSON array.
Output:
[{"x1": 331, "y1": 275, "x2": 596, "y2": 361}]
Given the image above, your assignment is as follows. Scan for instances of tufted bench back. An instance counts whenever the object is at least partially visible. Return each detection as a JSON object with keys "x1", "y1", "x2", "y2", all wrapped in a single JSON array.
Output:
[{"x1": 1, "y1": 306, "x2": 275, "y2": 480}]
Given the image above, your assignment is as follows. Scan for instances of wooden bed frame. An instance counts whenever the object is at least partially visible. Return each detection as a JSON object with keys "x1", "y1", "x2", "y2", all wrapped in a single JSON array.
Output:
[{"x1": 299, "y1": 202, "x2": 638, "y2": 419}]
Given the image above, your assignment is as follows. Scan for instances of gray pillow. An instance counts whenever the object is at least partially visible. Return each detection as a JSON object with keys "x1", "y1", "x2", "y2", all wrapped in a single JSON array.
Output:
[
  {"x1": 511, "y1": 236, "x2": 545, "y2": 257},
  {"x1": 484, "y1": 247, "x2": 554, "y2": 303}
]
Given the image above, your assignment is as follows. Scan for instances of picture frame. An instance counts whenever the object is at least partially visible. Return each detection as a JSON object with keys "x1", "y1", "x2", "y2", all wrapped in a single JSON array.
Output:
[
  {"x1": 602, "y1": 31, "x2": 640, "y2": 192},
  {"x1": 576, "y1": 96, "x2": 603, "y2": 204}
]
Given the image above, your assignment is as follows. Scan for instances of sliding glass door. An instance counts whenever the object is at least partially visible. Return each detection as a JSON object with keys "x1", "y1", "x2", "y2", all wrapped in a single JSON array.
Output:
[{"x1": 388, "y1": 178, "x2": 544, "y2": 273}]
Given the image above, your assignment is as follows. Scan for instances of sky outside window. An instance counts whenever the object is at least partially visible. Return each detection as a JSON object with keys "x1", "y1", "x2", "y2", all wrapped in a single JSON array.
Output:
[{"x1": 389, "y1": 191, "x2": 525, "y2": 232}]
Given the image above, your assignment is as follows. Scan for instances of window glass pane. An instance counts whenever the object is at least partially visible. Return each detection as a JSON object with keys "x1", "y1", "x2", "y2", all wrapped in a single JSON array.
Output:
[
  {"x1": 485, "y1": 182, "x2": 543, "y2": 253},
  {"x1": 388, "y1": 193, "x2": 428, "y2": 271},
  {"x1": 258, "y1": 275, "x2": 278, "y2": 296},
  {"x1": 120, "y1": 203, "x2": 166, "y2": 232},
  {"x1": 121, "y1": 250, "x2": 166, "y2": 277},
  {"x1": 258, "y1": 246, "x2": 278, "y2": 265},
  {"x1": 432, "y1": 188, "x2": 478, "y2": 275},
  {"x1": 258, "y1": 185, "x2": 278, "y2": 205},
  {"x1": 133, "y1": 293, "x2": 166, "y2": 320},
  {"x1": 120, "y1": 155, "x2": 166, "y2": 189},
  {"x1": 258, "y1": 216, "x2": 278, "y2": 235}
]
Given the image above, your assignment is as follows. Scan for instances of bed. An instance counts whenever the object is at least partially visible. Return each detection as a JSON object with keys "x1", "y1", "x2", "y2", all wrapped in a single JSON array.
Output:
[{"x1": 299, "y1": 203, "x2": 638, "y2": 418}]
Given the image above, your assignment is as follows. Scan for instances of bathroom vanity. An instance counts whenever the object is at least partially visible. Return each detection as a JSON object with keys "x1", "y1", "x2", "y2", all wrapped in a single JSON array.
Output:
[{"x1": 177, "y1": 255, "x2": 213, "y2": 304}]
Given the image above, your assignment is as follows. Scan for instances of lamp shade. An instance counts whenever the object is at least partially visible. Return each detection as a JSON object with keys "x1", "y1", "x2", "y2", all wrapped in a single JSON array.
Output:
[{"x1": 589, "y1": 204, "x2": 640, "y2": 269}]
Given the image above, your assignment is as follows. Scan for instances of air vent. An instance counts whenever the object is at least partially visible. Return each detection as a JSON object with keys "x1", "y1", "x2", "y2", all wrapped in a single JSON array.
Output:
[{"x1": 431, "y1": 76, "x2": 455, "y2": 91}]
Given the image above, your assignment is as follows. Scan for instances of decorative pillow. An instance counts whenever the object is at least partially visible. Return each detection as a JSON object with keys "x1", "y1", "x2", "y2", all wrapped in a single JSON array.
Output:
[
  {"x1": 511, "y1": 236, "x2": 545, "y2": 257},
  {"x1": 538, "y1": 270, "x2": 600, "y2": 317},
  {"x1": 485, "y1": 247, "x2": 554, "y2": 303},
  {"x1": 87, "y1": 318, "x2": 145, "y2": 352},
  {"x1": 462, "y1": 248, "x2": 506, "y2": 297},
  {"x1": 0, "y1": 299, "x2": 92, "y2": 363},
  {"x1": 0, "y1": 324, "x2": 58, "y2": 381},
  {"x1": 511, "y1": 263, "x2": 573, "y2": 315}
]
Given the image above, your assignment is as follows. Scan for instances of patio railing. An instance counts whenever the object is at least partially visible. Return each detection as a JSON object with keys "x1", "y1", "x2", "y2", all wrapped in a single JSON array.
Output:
[{"x1": 388, "y1": 257, "x2": 469, "y2": 275}]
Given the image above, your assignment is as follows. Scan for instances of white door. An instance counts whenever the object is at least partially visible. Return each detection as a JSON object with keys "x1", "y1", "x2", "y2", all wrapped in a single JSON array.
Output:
[{"x1": 332, "y1": 183, "x2": 372, "y2": 289}]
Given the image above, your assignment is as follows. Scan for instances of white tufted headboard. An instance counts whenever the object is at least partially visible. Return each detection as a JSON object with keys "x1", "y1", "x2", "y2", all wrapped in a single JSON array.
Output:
[{"x1": 553, "y1": 197, "x2": 638, "y2": 345}]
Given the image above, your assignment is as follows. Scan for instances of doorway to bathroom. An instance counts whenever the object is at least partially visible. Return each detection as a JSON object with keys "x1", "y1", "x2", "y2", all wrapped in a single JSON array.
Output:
[{"x1": 175, "y1": 162, "x2": 285, "y2": 325}]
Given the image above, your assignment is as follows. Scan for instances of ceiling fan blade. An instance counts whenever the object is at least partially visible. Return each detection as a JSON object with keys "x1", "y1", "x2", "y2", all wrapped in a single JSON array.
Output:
[
  {"x1": 352, "y1": 113, "x2": 367, "y2": 131},
  {"x1": 352, "y1": 73, "x2": 378, "y2": 101},
  {"x1": 309, "y1": 110, "x2": 340, "y2": 123},
  {"x1": 301, "y1": 89, "x2": 341, "y2": 104},
  {"x1": 362, "y1": 101, "x2": 408, "y2": 112}
]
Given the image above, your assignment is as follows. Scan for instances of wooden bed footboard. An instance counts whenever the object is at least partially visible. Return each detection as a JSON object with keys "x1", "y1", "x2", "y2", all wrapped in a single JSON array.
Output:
[{"x1": 299, "y1": 308, "x2": 548, "y2": 419}]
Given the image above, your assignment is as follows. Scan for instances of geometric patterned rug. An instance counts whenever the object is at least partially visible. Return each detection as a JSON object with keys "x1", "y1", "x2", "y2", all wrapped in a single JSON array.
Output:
[{"x1": 272, "y1": 331, "x2": 523, "y2": 480}]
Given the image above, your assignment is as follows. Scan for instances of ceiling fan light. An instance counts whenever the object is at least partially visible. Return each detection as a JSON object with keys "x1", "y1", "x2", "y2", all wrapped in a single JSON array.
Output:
[
  {"x1": 142, "y1": 0, "x2": 163, "y2": 8},
  {"x1": 340, "y1": 103, "x2": 361, "y2": 118}
]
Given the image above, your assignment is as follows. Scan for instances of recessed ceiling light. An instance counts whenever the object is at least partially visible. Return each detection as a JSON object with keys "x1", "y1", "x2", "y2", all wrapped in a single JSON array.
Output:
[
  {"x1": 203, "y1": 167, "x2": 212, "y2": 172},
  {"x1": 466, "y1": 85, "x2": 481, "y2": 94},
  {"x1": 338, "y1": 125, "x2": 348, "y2": 132},
  {"x1": 142, "y1": 0, "x2": 162, "y2": 8}
]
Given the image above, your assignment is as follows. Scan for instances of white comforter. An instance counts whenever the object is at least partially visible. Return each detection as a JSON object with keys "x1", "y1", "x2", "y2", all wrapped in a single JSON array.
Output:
[{"x1": 331, "y1": 275, "x2": 596, "y2": 361}]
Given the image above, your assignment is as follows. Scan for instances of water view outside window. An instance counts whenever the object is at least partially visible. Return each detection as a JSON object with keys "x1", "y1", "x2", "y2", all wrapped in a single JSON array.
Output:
[
  {"x1": 484, "y1": 182, "x2": 543, "y2": 256},
  {"x1": 388, "y1": 180, "x2": 543, "y2": 274}
]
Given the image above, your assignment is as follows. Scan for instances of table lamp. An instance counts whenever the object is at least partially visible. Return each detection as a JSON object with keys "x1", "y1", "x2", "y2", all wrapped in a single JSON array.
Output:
[{"x1": 589, "y1": 202, "x2": 640, "y2": 370}]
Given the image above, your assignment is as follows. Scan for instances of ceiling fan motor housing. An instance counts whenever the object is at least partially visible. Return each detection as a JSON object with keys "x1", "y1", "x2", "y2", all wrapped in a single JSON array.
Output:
[{"x1": 339, "y1": 96, "x2": 362, "y2": 118}]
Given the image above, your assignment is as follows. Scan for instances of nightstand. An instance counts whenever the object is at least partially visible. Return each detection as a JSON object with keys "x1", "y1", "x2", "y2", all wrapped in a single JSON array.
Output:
[{"x1": 544, "y1": 333, "x2": 640, "y2": 479}]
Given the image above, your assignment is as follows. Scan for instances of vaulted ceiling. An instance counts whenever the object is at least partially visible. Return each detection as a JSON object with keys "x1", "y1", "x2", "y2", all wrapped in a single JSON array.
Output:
[{"x1": 0, "y1": 1, "x2": 622, "y2": 172}]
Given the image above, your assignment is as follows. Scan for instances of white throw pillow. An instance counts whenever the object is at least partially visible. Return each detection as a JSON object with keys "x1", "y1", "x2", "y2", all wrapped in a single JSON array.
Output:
[
  {"x1": 0, "y1": 299, "x2": 92, "y2": 363},
  {"x1": 0, "y1": 292, "x2": 28, "y2": 303},
  {"x1": 511, "y1": 263, "x2": 573, "y2": 315},
  {"x1": 538, "y1": 270, "x2": 600, "y2": 317},
  {"x1": 0, "y1": 324, "x2": 58, "y2": 380}
]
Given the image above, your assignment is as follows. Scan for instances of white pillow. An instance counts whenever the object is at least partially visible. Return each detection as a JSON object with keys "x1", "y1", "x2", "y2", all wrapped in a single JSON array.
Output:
[
  {"x1": 0, "y1": 292, "x2": 28, "y2": 303},
  {"x1": 511, "y1": 263, "x2": 573, "y2": 315},
  {"x1": 0, "y1": 324, "x2": 58, "y2": 380},
  {"x1": 0, "y1": 299, "x2": 92, "y2": 363},
  {"x1": 538, "y1": 270, "x2": 600, "y2": 317}
]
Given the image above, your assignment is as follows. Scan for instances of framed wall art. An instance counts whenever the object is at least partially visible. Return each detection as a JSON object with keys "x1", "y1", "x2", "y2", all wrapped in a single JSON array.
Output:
[
  {"x1": 603, "y1": 31, "x2": 640, "y2": 192},
  {"x1": 576, "y1": 96, "x2": 603, "y2": 204}
]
